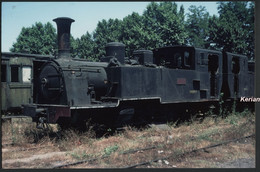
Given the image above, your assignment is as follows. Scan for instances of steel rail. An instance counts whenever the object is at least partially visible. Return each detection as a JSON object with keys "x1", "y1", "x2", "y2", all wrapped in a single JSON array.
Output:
[
  {"x1": 122, "y1": 134, "x2": 255, "y2": 168},
  {"x1": 52, "y1": 145, "x2": 158, "y2": 169},
  {"x1": 52, "y1": 134, "x2": 255, "y2": 169}
]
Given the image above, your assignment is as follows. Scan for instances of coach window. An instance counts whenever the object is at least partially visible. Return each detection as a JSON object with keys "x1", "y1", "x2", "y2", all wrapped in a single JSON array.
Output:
[
  {"x1": 1, "y1": 64, "x2": 6, "y2": 82},
  {"x1": 248, "y1": 62, "x2": 254, "y2": 72},
  {"x1": 184, "y1": 51, "x2": 191, "y2": 68},
  {"x1": 208, "y1": 54, "x2": 219, "y2": 72},
  {"x1": 174, "y1": 53, "x2": 182, "y2": 68},
  {"x1": 11, "y1": 66, "x2": 19, "y2": 82},
  {"x1": 232, "y1": 56, "x2": 240, "y2": 74},
  {"x1": 1, "y1": 64, "x2": 7, "y2": 82},
  {"x1": 22, "y1": 66, "x2": 32, "y2": 83},
  {"x1": 159, "y1": 57, "x2": 167, "y2": 66},
  {"x1": 200, "y1": 53, "x2": 207, "y2": 65}
]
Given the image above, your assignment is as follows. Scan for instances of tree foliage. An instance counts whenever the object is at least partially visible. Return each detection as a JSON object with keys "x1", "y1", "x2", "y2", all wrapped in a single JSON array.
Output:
[
  {"x1": 10, "y1": 2, "x2": 255, "y2": 60},
  {"x1": 142, "y1": 2, "x2": 187, "y2": 49},
  {"x1": 93, "y1": 18, "x2": 122, "y2": 59},
  {"x1": 10, "y1": 22, "x2": 56, "y2": 55},
  {"x1": 71, "y1": 32, "x2": 97, "y2": 61},
  {"x1": 185, "y1": 5, "x2": 210, "y2": 48},
  {"x1": 208, "y1": 2, "x2": 254, "y2": 58},
  {"x1": 120, "y1": 12, "x2": 145, "y2": 57}
]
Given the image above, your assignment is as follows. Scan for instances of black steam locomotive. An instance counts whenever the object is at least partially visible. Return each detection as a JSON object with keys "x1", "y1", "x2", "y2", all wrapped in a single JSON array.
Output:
[{"x1": 23, "y1": 17, "x2": 255, "y2": 129}]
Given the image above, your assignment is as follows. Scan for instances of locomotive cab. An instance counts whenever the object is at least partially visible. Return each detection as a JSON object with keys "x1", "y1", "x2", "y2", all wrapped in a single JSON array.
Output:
[
  {"x1": 153, "y1": 46, "x2": 195, "y2": 70},
  {"x1": 153, "y1": 47, "x2": 223, "y2": 101}
]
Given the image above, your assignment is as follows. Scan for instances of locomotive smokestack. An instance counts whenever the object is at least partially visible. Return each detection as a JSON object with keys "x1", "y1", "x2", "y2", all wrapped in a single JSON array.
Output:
[{"x1": 53, "y1": 17, "x2": 75, "y2": 59}]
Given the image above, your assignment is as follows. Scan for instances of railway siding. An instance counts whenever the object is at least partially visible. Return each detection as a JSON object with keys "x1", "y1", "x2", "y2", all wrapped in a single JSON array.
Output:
[{"x1": 1, "y1": 112, "x2": 255, "y2": 168}]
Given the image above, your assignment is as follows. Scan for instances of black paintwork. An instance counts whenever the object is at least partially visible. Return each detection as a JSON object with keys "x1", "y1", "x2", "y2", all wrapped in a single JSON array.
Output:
[{"x1": 21, "y1": 17, "x2": 255, "y2": 128}]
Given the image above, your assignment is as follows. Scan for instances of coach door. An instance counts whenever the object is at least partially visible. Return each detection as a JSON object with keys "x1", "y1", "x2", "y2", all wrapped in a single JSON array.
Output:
[{"x1": 8, "y1": 57, "x2": 33, "y2": 111}]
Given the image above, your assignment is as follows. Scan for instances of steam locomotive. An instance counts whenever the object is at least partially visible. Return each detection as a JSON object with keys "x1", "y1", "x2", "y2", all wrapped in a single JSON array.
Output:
[{"x1": 23, "y1": 17, "x2": 255, "y2": 129}]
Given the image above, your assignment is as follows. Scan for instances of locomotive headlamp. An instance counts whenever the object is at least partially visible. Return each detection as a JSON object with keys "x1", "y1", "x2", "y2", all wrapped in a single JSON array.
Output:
[{"x1": 104, "y1": 79, "x2": 108, "y2": 84}]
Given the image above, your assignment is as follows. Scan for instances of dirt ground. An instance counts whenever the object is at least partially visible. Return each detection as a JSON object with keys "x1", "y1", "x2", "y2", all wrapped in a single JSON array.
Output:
[{"x1": 1, "y1": 112, "x2": 256, "y2": 169}]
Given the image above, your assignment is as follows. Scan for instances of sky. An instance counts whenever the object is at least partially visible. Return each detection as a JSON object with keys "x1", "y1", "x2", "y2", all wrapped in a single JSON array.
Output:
[{"x1": 1, "y1": 1, "x2": 219, "y2": 52}]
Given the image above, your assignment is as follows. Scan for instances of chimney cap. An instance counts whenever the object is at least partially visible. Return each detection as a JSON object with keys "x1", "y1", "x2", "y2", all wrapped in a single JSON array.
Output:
[{"x1": 53, "y1": 17, "x2": 75, "y2": 23}]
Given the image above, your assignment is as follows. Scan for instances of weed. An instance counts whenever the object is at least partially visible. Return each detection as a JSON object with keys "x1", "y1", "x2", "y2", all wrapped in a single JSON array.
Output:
[
  {"x1": 11, "y1": 121, "x2": 17, "y2": 144},
  {"x1": 104, "y1": 145, "x2": 119, "y2": 156},
  {"x1": 228, "y1": 115, "x2": 238, "y2": 125},
  {"x1": 70, "y1": 152, "x2": 82, "y2": 160},
  {"x1": 166, "y1": 120, "x2": 179, "y2": 128},
  {"x1": 219, "y1": 92, "x2": 224, "y2": 117},
  {"x1": 82, "y1": 153, "x2": 93, "y2": 159},
  {"x1": 224, "y1": 110, "x2": 249, "y2": 126},
  {"x1": 197, "y1": 128, "x2": 220, "y2": 142},
  {"x1": 189, "y1": 114, "x2": 198, "y2": 124},
  {"x1": 232, "y1": 94, "x2": 238, "y2": 115},
  {"x1": 2, "y1": 108, "x2": 255, "y2": 168},
  {"x1": 240, "y1": 108, "x2": 250, "y2": 117},
  {"x1": 70, "y1": 151, "x2": 94, "y2": 160}
]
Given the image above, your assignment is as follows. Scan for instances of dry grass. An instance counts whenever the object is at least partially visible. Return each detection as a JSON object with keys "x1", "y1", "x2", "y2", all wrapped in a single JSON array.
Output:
[
  {"x1": 68, "y1": 111, "x2": 255, "y2": 168},
  {"x1": 1, "y1": 110, "x2": 255, "y2": 168}
]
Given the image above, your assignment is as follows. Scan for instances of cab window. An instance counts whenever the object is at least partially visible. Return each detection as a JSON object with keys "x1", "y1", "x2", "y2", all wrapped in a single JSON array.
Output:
[
  {"x1": 22, "y1": 66, "x2": 32, "y2": 83},
  {"x1": 174, "y1": 53, "x2": 182, "y2": 68},
  {"x1": 11, "y1": 66, "x2": 19, "y2": 82},
  {"x1": 184, "y1": 51, "x2": 191, "y2": 67},
  {"x1": 200, "y1": 53, "x2": 208, "y2": 65},
  {"x1": 1, "y1": 64, "x2": 7, "y2": 82}
]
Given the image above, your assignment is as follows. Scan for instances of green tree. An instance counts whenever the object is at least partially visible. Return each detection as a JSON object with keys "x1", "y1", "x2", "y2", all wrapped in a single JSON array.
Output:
[
  {"x1": 142, "y1": 2, "x2": 187, "y2": 49},
  {"x1": 208, "y1": 2, "x2": 254, "y2": 59},
  {"x1": 75, "y1": 2, "x2": 189, "y2": 59},
  {"x1": 10, "y1": 22, "x2": 56, "y2": 55},
  {"x1": 186, "y1": 5, "x2": 210, "y2": 48},
  {"x1": 246, "y1": 2, "x2": 255, "y2": 59},
  {"x1": 120, "y1": 12, "x2": 146, "y2": 57},
  {"x1": 71, "y1": 32, "x2": 97, "y2": 61},
  {"x1": 93, "y1": 18, "x2": 123, "y2": 59}
]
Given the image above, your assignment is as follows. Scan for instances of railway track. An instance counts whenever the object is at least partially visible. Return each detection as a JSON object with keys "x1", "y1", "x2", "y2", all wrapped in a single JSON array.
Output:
[
  {"x1": 51, "y1": 134, "x2": 255, "y2": 169},
  {"x1": 123, "y1": 134, "x2": 255, "y2": 168},
  {"x1": 52, "y1": 145, "x2": 158, "y2": 168}
]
